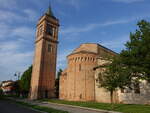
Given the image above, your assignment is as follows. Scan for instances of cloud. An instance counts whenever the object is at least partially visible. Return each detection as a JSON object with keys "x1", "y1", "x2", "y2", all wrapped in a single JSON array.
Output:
[
  {"x1": 112, "y1": 0, "x2": 145, "y2": 3},
  {"x1": 60, "y1": 18, "x2": 133, "y2": 35},
  {"x1": 0, "y1": 41, "x2": 19, "y2": 52},
  {"x1": 0, "y1": 22, "x2": 35, "y2": 40},
  {"x1": 60, "y1": 14, "x2": 150, "y2": 36},
  {"x1": 0, "y1": 23, "x2": 11, "y2": 39},
  {"x1": 101, "y1": 35, "x2": 129, "y2": 51},
  {"x1": 0, "y1": 1, "x2": 37, "y2": 81},
  {"x1": 0, "y1": 10, "x2": 23, "y2": 23},
  {"x1": 11, "y1": 27, "x2": 35, "y2": 38},
  {"x1": 0, "y1": 9, "x2": 38, "y2": 24},
  {"x1": 0, "y1": 41, "x2": 33, "y2": 81}
]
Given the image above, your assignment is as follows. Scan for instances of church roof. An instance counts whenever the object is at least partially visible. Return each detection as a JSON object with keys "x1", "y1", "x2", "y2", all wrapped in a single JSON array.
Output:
[
  {"x1": 68, "y1": 43, "x2": 118, "y2": 57},
  {"x1": 72, "y1": 43, "x2": 98, "y2": 54}
]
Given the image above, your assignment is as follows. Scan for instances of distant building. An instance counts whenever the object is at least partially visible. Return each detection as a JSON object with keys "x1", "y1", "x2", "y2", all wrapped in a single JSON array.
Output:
[
  {"x1": 59, "y1": 43, "x2": 150, "y2": 104},
  {"x1": 1, "y1": 80, "x2": 15, "y2": 95}
]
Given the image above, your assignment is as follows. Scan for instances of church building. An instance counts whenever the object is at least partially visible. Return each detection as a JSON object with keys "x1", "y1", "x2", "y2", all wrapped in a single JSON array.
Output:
[
  {"x1": 59, "y1": 43, "x2": 150, "y2": 104},
  {"x1": 28, "y1": 5, "x2": 150, "y2": 104}
]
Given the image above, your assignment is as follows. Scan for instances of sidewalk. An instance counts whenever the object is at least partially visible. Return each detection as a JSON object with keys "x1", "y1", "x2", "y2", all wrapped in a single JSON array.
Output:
[{"x1": 13, "y1": 98, "x2": 122, "y2": 113}]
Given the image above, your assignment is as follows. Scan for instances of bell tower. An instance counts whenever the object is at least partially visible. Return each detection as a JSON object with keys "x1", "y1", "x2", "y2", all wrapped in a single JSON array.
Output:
[{"x1": 29, "y1": 6, "x2": 59, "y2": 100}]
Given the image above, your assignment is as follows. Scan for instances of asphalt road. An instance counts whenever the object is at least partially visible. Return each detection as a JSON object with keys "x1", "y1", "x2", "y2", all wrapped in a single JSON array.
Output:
[{"x1": 0, "y1": 100, "x2": 42, "y2": 113}]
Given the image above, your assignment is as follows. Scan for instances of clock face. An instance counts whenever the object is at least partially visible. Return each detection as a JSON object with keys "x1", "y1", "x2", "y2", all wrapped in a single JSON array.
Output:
[{"x1": 46, "y1": 24, "x2": 53, "y2": 36}]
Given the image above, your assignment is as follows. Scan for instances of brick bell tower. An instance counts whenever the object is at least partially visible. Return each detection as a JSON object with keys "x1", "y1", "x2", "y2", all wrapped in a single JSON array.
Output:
[{"x1": 29, "y1": 6, "x2": 59, "y2": 100}]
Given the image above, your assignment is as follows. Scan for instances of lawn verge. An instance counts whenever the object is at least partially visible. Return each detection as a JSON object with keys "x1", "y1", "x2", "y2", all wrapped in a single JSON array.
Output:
[{"x1": 42, "y1": 99, "x2": 150, "y2": 113}]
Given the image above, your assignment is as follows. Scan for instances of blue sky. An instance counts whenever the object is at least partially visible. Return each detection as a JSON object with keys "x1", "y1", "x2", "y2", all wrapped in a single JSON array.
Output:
[{"x1": 0, "y1": 0, "x2": 150, "y2": 81}]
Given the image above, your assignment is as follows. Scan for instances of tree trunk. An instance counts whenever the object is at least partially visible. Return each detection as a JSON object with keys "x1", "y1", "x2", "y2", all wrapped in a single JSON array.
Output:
[
  {"x1": 110, "y1": 90, "x2": 113, "y2": 104},
  {"x1": 110, "y1": 90, "x2": 114, "y2": 110}
]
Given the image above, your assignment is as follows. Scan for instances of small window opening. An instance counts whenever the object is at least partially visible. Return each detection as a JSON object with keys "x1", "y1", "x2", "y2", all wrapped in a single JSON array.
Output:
[{"x1": 48, "y1": 44, "x2": 52, "y2": 52}]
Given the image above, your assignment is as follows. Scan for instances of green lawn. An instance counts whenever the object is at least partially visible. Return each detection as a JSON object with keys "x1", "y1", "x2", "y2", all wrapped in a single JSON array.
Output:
[
  {"x1": 42, "y1": 99, "x2": 150, "y2": 113},
  {"x1": 14, "y1": 101, "x2": 68, "y2": 113}
]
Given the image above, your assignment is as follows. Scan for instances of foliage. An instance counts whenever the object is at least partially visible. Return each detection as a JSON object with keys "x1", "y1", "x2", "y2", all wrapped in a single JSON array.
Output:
[
  {"x1": 120, "y1": 20, "x2": 150, "y2": 81},
  {"x1": 55, "y1": 69, "x2": 63, "y2": 98},
  {"x1": 97, "y1": 56, "x2": 132, "y2": 103},
  {"x1": 13, "y1": 80, "x2": 21, "y2": 96},
  {"x1": 19, "y1": 65, "x2": 32, "y2": 97},
  {"x1": 43, "y1": 99, "x2": 150, "y2": 113},
  {"x1": 0, "y1": 88, "x2": 4, "y2": 99},
  {"x1": 98, "y1": 20, "x2": 150, "y2": 103}
]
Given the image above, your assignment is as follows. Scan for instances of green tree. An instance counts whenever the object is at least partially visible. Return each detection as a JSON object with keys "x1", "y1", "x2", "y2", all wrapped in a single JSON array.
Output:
[
  {"x1": 55, "y1": 69, "x2": 63, "y2": 98},
  {"x1": 13, "y1": 80, "x2": 21, "y2": 96},
  {"x1": 120, "y1": 20, "x2": 150, "y2": 81},
  {"x1": 20, "y1": 65, "x2": 32, "y2": 97},
  {"x1": 98, "y1": 57, "x2": 132, "y2": 104},
  {"x1": 99, "y1": 20, "x2": 150, "y2": 104}
]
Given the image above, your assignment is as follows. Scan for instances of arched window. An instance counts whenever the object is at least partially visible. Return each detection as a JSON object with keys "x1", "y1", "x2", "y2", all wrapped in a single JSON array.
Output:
[
  {"x1": 48, "y1": 44, "x2": 52, "y2": 52},
  {"x1": 85, "y1": 57, "x2": 87, "y2": 61},
  {"x1": 81, "y1": 57, "x2": 83, "y2": 61},
  {"x1": 78, "y1": 57, "x2": 80, "y2": 60},
  {"x1": 39, "y1": 25, "x2": 43, "y2": 36},
  {"x1": 75, "y1": 58, "x2": 77, "y2": 62}
]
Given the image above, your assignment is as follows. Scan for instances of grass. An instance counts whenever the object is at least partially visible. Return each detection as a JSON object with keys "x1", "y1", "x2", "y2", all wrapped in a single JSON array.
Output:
[
  {"x1": 12, "y1": 100, "x2": 68, "y2": 113},
  {"x1": 42, "y1": 99, "x2": 150, "y2": 113}
]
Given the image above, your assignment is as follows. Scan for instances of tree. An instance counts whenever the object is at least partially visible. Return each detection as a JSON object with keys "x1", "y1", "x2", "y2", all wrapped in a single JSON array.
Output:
[
  {"x1": 120, "y1": 20, "x2": 150, "y2": 81},
  {"x1": 19, "y1": 65, "x2": 32, "y2": 97},
  {"x1": 98, "y1": 57, "x2": 132, "y2": 104},
  {"x1": 13, "y1": 80, "x2": 21, "y2": 96},
  {"x1": 99, "y1": 20, "x2": 150, "y2": 104},
  {"x1": 55, "y1": 69, "x2": 63, "y2": 98},
  {"x1": 0, "y1": 88, "x2": 3, "y2": 99}
]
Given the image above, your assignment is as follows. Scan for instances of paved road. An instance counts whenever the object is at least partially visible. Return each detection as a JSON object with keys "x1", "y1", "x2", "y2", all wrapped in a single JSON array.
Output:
[{"x1": 0, "y1": 100, "x2": 42, "y2": 113}]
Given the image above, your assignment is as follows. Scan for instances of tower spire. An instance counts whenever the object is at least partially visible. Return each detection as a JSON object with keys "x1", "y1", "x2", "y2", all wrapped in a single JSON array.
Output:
[{"x1": 46, "y1": 0, "x2": 54, "y2": 17}]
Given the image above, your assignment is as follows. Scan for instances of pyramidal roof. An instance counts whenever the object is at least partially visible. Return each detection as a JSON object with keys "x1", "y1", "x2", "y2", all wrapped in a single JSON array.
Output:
[
  {"x1": 46, "y1": 6, "x2": 54, "y2": 16},
  {"x1": 45, "y1": 5, "x2": 56, "y2": 19}
]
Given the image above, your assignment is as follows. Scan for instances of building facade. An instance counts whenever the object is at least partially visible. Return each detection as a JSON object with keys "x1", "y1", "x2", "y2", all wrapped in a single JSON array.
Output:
[
  {"x1": 59, "y1": 43, "x2": 116, "y2": 101},
  {"x1": 1, "y1": 80, "x2": 15, "y2": 95},
  {"x1": 29, "y1": 7, "x2": 59, "y2": 100},
  {"x1": 60, "y1": 43, "x2": 150, "y2": 104}
]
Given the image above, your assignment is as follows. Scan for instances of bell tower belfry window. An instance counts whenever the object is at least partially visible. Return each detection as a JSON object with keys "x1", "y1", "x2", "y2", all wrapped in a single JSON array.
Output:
[{"x1": 29, "y1": 5, "x2": 59, "y2": 100}]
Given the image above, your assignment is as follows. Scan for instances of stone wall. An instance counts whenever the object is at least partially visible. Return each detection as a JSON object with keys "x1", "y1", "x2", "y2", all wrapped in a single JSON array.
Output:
[
  {"x1": 95, "y1": 57, "x2": 150, "y2": 104},
  {"x1": 118, "y1": 80, "x2": 150, "y2": 104}
]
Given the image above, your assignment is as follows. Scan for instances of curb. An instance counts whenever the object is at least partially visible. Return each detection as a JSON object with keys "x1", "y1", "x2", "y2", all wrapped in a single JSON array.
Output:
[{"x1": 41, "y1": 101, "x2": 122, "y2": 113}]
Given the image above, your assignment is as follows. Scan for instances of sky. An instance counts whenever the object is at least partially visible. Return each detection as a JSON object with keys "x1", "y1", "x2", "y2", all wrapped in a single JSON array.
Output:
[{"x1": 0, "y1": 0, "x2": 150, "y2": 81}]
